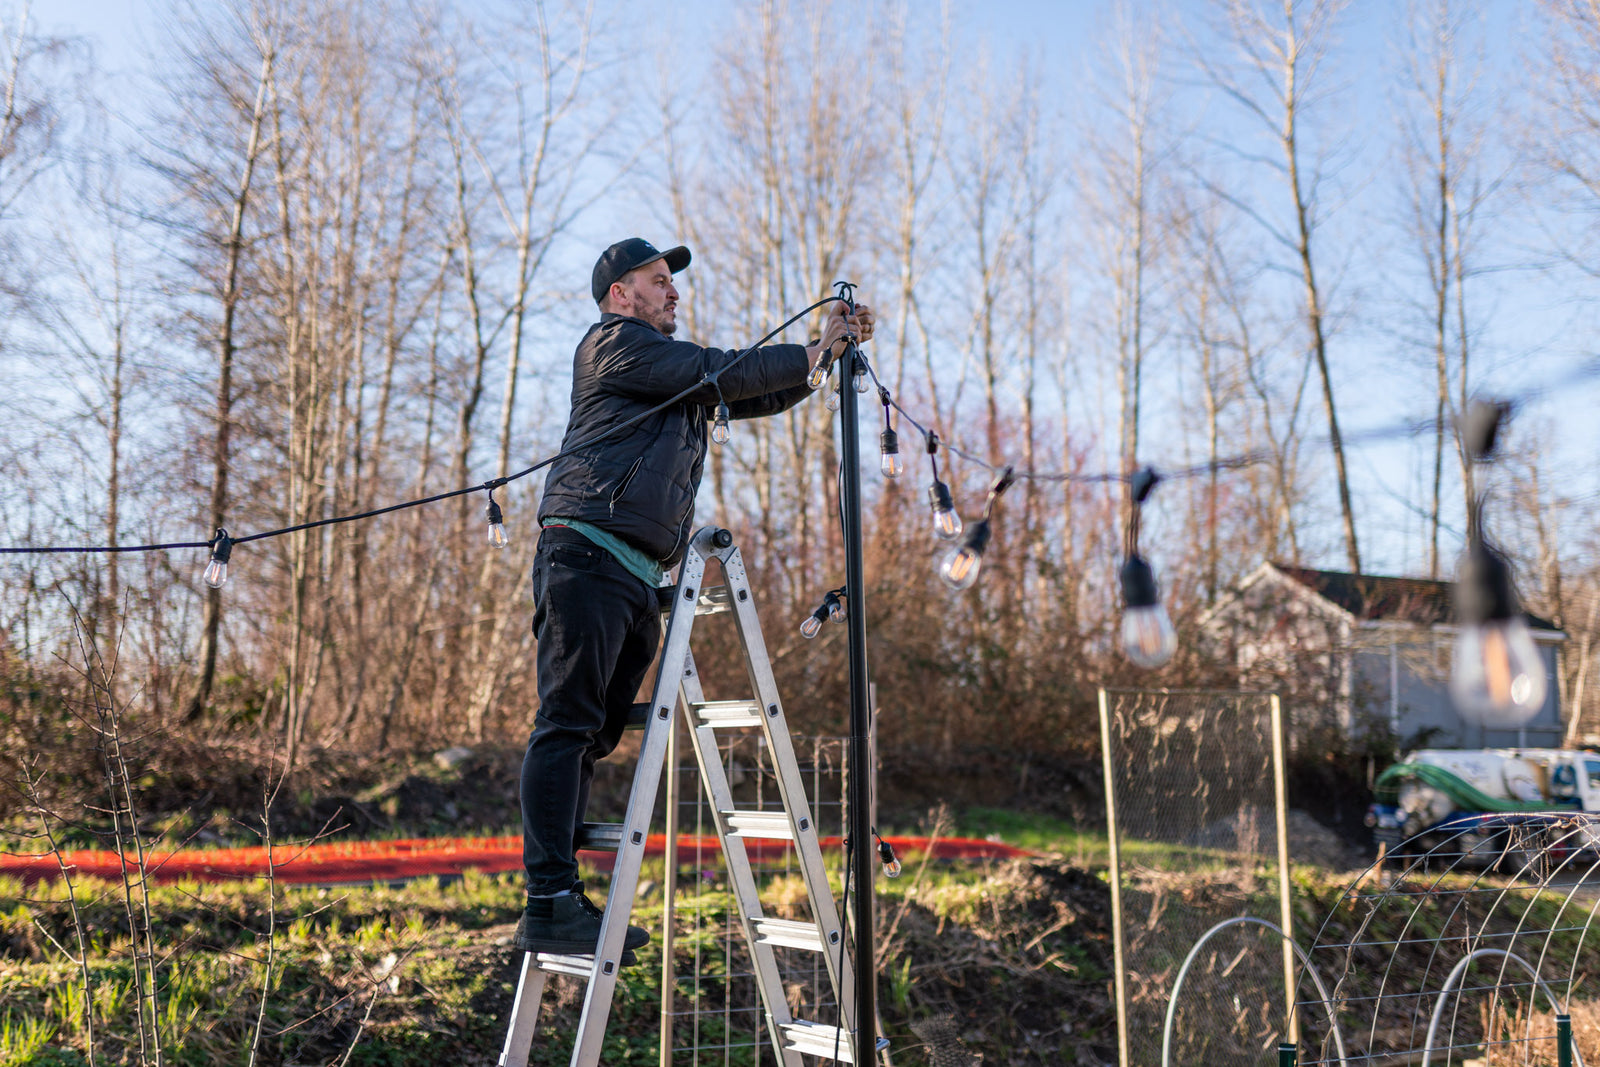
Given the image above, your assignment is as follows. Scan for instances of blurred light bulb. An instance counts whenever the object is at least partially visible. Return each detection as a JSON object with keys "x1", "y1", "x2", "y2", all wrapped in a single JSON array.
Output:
[
  {"x1": 854, "y1": 369, "x2": 868, "y2": 393},
  {"x1": 880, "y1": 429, "x2": 903, "y2": 478},
  {"x1": 928, "y1": 481, "x2": 962, "y2": 541},
  {"x1": 1120, "y1": 604, "x2": 1177, "y2": 668},
  {"x1": 1119, "y1": 555, "x2": 1175, "y2": 668},
  {"x1": 940, "y1": 521, "x2": 990, "y2": 592},
  {"x1": 712, "y1": 403, "x2": 732, "y2": 444},
  {"x1": 203, "y1": 530, "x2": 233, "y2": 589},
  {"x1": 827, "y1": 593, "x2": 847, "y2": 623},
  {"x1": 800, "y1": 611, "x2": 825, "y2": 639},
  {"x1": 825, "y1": 377, "x2": 841, "y2": 412},
  {"x1": 485, "y1": 497, "x2": 509, "y2": 549},
  {"x1": 1452, "y1": 617, "x2": 1548, "y2": 725}
]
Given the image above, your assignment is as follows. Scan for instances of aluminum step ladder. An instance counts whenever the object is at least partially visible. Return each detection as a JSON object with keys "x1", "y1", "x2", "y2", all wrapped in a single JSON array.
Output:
[{"x1": 500, "y1": 525, "x2": 878, "y2": 1066}]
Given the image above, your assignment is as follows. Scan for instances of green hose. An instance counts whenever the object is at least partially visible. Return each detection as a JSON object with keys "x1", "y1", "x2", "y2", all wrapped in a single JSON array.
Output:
[{"x1": 1373, "y1": 762, "x2": 1558, "y2": 812}]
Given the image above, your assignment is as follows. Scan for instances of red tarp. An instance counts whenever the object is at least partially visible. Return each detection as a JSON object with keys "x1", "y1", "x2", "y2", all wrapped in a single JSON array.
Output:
[{"x1": 0, "y1": 835, "x2": 1033, "y2": 887}]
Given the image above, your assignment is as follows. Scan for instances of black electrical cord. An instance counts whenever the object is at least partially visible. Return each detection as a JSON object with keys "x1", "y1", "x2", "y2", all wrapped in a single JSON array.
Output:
[
  {"x1": 1, "y1": 295, "x2": 847, "y2": 556},
  {"x1": 8, "y1": 300, "x2": 1600, "y2": 557},
  {"x1": 854, "y1": 346, "x2": 1600, "y2": 490}
]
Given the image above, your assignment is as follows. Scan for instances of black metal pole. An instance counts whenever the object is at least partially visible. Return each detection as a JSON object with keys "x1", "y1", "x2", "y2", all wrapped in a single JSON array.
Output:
[{"x1": 836, "y1": 338, "x2": 876, "y2": 1056}]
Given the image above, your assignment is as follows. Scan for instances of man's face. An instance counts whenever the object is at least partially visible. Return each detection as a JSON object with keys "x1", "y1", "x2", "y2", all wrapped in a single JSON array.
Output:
[{"x1": 613, "y1": 260, "x2": 678, "y2": 335}]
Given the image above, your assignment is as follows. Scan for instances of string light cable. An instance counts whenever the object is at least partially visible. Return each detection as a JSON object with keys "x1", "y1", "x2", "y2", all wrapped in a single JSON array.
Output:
[
  {"x1": 8, "y1": 286, "x2": 1596, "y2": 594},
  {"x1": 0, "y1": 293, "x2": 852, "y2": 576}
]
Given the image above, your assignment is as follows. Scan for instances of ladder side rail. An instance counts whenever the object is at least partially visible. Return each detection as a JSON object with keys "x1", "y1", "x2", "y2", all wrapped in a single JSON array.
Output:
[
  {"x1": 680, "y1": 654, "x2": 806, "y2": 1067},
  {"x1": 499, "y1": 956, "x2": 551, "y2": 1066},
  {"x1": 568, "y1": 544, "x2": 710, "y2": 1067},
  {"x1": 713, "y1": 544, "x2": 860, "y2": 1040}
]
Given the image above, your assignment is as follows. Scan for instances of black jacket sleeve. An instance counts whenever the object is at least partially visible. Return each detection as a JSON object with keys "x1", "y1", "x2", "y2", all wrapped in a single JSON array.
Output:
[
  {"x1": 593, "y1": 319, "x2": 810, "y2": 404},
  {"x1": 727, "y1": 381, "x2": 814, "y2": 420}
]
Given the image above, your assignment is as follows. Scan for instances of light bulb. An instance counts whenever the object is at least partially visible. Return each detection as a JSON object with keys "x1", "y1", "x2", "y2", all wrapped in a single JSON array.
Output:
[
  {"x1": 928, "y1": 481, "x2": 962, "y2": 541},
  {"x1": 878, "y1": 838, "x2": 902, "y2": 878},
  {"x1": 1119, "y1": 554, "x2": 1176, "y2": 667},
  {"x1": 1451, "y1": 617, "x2": 1548, "y2": 725},
  {"x1": 712, "y1": 403, "x2": 732, "y2": 444},
  {"x1": 827, "y1": 594, "x2": 846, "y2": 623},
  {"x1": 854, "y1": 369, "x2": 868, "y2": 393},
  {"x1": 808, "y1": 361, "x2": 829, "y2": 390},
  {"x1": 940, "y1": 521, "x2": 990, "y2": 592},
  {"x1": 202, "y1": 529, "x2": 233, "y2": 588},
  {"x1": 800, "y1": 612, "x2": 825, "y2": 639},
  {"x1": 1120, "y1": 604, "x2": 1177, "y2": 668},
  {"x1": 879, "y1": 429, "x2": 903, "y2": 478},
  {"x1": 825, "y1": 375, "x2": 841, "y2": 412},
  {"x1": 485, "y1": 497, "x2": 509, "y2": 549}
]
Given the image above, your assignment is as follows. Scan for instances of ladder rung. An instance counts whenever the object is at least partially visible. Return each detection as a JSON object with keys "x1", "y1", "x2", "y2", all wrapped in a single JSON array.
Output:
[
  {"x1": 752, "y1": 917, "x2": 826, "y2": 951},
  {"x1": 576, "y1": 822, "x2": 624, "y2": 852},
  {"x1": 778, "y1": 1021, "x2": 889, "y2": 1062},
  {"x1": 722, "y1": 810, "x2": 795, "y2": 840},
  {"x1": 694, "y1": 585, "x2": 734, "y2": 615},
  {"x1": 693, "y1": 699, "x2": 765, "y2": 727},
  {"x1": 528, "y1": 952, "x2": 602, "y2": 978}
]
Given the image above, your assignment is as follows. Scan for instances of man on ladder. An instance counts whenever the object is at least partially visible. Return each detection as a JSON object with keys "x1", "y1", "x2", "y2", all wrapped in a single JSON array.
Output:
[{"x1": 516, "y1": 236, "x2": 874, "y2": 956}]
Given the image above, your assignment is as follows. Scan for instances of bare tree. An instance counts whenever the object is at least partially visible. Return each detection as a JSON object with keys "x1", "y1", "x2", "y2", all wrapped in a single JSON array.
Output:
[
  {"x1": 1198, "y1": 0, "x2": 1361, "y2": 572},
  {"x1": 1398, "y1": 0, "x2": 1493, "y2": 577},
  {"x1": 163, "y1": 5, "x2": 277, "y2": 723}
]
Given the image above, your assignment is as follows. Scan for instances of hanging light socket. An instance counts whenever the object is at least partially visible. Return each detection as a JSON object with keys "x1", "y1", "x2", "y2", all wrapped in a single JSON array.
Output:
[
  {"x1": 203, "y1": 528, "x2": 233, "y2": 588},
  {"x1": 928, "y1": 480, "x2": 962, "y2": 540},
  {"x1": 1452, "y1": 539, "x2": 1547, "y2": 725},
  {"x1": 1119, "y1": 554, "x2": 1177, "y2": 668},
  {"x1": 485, "y1": 495, "x2": 509, "y2": 549},
  {"x1": 879, "y1": 429, "x2": 903, "y2": 478}
]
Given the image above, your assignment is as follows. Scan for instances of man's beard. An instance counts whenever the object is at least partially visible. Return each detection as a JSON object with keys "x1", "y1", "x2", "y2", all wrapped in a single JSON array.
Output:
[{"x1": 646, "y1": 306, "x2": 676, "y2": 335}]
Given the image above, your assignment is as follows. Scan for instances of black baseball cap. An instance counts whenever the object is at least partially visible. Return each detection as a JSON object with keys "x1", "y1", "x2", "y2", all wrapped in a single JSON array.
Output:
[{"x1": 591, "y1": 238, "x2": 691, "y2": 303}]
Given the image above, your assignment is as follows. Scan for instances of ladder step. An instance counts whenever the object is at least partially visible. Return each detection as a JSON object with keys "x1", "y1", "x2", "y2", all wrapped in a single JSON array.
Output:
[
  {"x1": 752, "y1": 917, "x2": 827, "y2": 951},
  {"x1": 527, "y1": 952, "x2": 604, "y2": 979},
  {"x1": 722, "y1": 810, "x2": 798, "y2": 840},
  {"x1": 693, "y1": 699, "x2": 765, "y2": 728},
  {"x1": 658, "y1": 584, "x2": 734, "y2": 619},
  {"x1": 778, "y1": 1021, "x2": 889, "y2": 1062},
  {"x1": 694, "y1": 585, "x2": 734, "y2": 615},
  {"x1": 576, "y1": 822, "x2": 624, "y2": 852}
]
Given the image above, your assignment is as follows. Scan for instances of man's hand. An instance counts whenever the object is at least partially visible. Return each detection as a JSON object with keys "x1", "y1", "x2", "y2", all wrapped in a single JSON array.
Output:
[{"x1": 808, "y1": 300, "x2": 876, "y2": 379}]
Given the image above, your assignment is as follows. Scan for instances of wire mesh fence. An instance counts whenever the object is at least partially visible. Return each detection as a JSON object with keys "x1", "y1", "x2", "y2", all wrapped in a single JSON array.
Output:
[
  {"x1": 1098, "y1": 687, "x2": 1293, "y2": 1067},
  {"x1": 1303, "y1": 813, "x2": 1600, "y2": 1066},
  {"x1": 653, "y1": 731, "x2": 856, "y2": 1067}
]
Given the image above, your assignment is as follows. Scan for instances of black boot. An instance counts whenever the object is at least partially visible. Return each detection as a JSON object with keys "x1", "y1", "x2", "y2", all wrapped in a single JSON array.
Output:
[{"x1": 514, "y1": 885, "x2": 649, "y2": 957}]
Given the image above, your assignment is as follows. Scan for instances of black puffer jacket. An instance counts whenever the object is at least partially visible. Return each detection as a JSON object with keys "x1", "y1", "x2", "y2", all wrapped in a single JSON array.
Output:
[{"x1": 537, "y1": 313, "x2": 813, "y2": 565}]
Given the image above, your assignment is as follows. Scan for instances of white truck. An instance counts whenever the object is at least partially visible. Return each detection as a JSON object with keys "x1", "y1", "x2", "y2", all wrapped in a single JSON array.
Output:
[{"x1": 1368, "y1": 748, "x2": 1600, "y2": 856}]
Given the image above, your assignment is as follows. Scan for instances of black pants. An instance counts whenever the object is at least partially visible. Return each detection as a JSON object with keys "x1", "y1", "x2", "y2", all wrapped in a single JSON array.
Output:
[{"x1": 521, "y1": 527, "x2": 661, "y2": 894}]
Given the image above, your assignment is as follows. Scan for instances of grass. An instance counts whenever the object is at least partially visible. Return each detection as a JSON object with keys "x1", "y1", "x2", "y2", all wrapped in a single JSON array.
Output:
[
  {"x1": 0, "y1": 827, "x2": 1126, "y2": 1067},
  {"x1": 26, "y1": 806, "x2": 1585, "y2": 1065}
]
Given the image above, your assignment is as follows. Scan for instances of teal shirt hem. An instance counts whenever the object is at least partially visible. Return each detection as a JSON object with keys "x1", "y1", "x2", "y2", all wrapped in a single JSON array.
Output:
[{"x1": 542, "y1": 517, "x2": 667, "y2": 588}]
